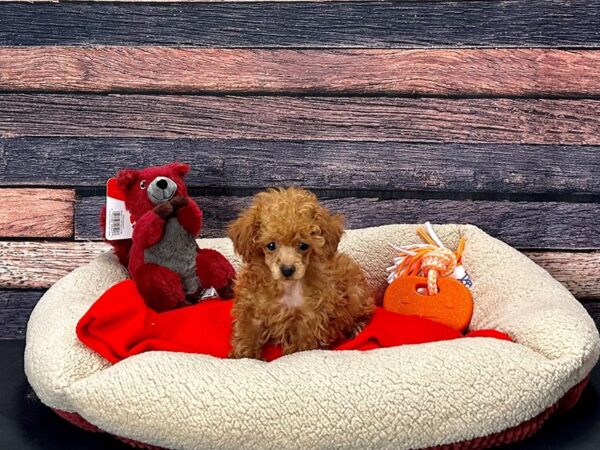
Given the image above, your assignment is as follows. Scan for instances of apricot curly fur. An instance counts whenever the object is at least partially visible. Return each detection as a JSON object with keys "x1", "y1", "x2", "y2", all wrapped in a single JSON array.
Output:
[{"x1": 227, "y1": 187, "x2": 375, "y2": 360}]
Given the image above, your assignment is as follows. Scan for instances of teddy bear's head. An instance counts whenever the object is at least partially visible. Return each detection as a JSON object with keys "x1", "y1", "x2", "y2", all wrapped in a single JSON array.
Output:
[{"x1": 116, "y1": 162, "x2": 191, "y2": 220}]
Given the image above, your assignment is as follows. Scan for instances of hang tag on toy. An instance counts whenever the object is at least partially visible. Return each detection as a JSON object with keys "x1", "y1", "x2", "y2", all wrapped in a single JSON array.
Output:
[
  {"x1": 200, "y1": 287, "x2": 219, "y2": 300},
  {"x1": 452, "y1": 265, "x2": 473, "y2": 289},
  {"x1": 105, "y1": 178, "x2": 134, "y2": 241}
]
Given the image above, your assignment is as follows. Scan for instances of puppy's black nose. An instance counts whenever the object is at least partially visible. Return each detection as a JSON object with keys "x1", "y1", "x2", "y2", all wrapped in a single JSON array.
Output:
[
  {"x1": 280, "y1": 265, "x2": 296, "y2": 278},
  {"x1": 156, "y1": 179, "x2": 168, "y2": 190}
]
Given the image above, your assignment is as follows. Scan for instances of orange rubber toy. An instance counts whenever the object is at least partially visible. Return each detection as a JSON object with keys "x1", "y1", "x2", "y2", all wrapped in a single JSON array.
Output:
[{"x1": 383, "y1": 223, "x2": 474, "y2": 332}]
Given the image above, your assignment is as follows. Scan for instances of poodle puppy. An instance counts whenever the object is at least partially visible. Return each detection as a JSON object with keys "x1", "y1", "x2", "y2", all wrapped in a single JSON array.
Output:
[{"x1": 227, "y1": 187, "x2": 375, "y2": 360}]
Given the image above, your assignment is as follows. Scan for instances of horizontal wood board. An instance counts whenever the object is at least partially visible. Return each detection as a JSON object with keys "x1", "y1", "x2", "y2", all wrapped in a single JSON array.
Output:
[
  {"x1": 74, "y1": 195, "x2": 600, "y2": 249},
  {"x1": 2, "y1": 138, "x2": 600, "y2": 195},
  {"x1": 2, "y1": 241, "x2": 599, "y2": 298},
  {"x1": 2, "y1": 1, "x2": 600, "y2": 48},
  {"x1": 0, "y1": 189, "x2": 74, "y2": 238},
  {"x1": 1, "y1": 96, "x2": 600, "y2": 144},
  {"x1": 3, "y1": 48, "x2": 600, "y2": 96},
  {"x1": 0, "y1": 289, "x2": 45, "y2": 338}
]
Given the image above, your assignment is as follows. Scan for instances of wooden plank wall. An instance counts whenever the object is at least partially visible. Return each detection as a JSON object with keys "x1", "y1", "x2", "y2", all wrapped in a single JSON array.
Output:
[{"x1": 1, "y1": 0, "x2": 599, "y2": 338}]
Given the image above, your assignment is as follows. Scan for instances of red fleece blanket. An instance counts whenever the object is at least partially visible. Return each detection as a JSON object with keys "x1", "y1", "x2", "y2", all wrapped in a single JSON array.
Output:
[{"x1": 77, "y1": 280, "x2": 511, "y2": 363}]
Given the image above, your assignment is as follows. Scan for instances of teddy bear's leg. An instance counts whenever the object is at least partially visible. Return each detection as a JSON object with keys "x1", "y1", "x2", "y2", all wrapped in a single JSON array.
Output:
[
  {"x1": 196, "y1": 249, "x2": 236, "y2": 299},
  {"x1": 133, "y1": 263, "x2": 186, "y2": 312}
]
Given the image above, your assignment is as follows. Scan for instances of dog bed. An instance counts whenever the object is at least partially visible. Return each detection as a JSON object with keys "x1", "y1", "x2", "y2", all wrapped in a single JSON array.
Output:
[{"x1": 25, "y1": 224, "x2": 600, "y2": 450}]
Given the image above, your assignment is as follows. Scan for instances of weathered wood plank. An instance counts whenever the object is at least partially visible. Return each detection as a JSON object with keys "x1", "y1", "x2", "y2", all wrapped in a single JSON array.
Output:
[
  {"x1": 0, "y1": 189, "x2": 74, "y2": 238},
  {"x1": 0, "y1": 289, "x2": 43, "y2": 339},
  {"x1": 75, "y1": 196, "x2": 600, "y2": 249},
  {"x1": 2, "y1": 138, "x2": 599, "y2": 194},
  {"x1": 527, "y1": 252, "x2": 600, "y2": 301},
  {"x1": 2, "y1": 96, "x2": 600, "y2": 144},
  {"x1": 2, "y1": 241, "x2": 599, "y2": 300},
  {"x1": 1, "y1": 1, "x2": 600, "y2": 48},
  {"x1": 584, "y1": 303, "x2": 600, "y2": 331},
  {"x1": 3, "y1": 48, "x2": 600, "y2": 96},
  {"x1": 0, "y1": 241, "x2": 106, "y2": 289}
]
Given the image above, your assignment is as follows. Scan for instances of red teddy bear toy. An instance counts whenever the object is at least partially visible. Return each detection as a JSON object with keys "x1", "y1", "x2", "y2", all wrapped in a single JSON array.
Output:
[{"x1": 101, "y1": 162, "x2": 236, "y2": 312}]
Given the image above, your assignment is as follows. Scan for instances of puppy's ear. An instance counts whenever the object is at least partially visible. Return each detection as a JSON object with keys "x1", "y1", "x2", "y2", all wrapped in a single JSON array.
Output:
[
  {"x1": 314, "y1": 205, "x2": 345, "y2": 258},
  {"x1": 227, "y1": 204, "x2": 260, "y2": 262}
]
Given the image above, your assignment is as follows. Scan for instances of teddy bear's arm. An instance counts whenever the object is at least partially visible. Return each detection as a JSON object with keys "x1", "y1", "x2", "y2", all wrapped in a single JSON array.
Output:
[
  {"x1": 176, "y1": 198, "x2": 203, "y2": 237},
  {"x1": 132, "y1": 209, "x2": 165, "y2": 248}
]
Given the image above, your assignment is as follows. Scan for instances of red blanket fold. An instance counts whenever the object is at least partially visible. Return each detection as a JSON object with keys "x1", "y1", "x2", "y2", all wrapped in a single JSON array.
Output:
[{"x1": 77, "y1": 280, "x2": 511, "y2": 364}]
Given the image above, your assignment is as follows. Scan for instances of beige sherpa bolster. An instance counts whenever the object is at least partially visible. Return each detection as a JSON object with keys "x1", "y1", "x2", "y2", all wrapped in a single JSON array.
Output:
[{"x1": 25, "y1": 225, "x2": 600, "y2": 450}]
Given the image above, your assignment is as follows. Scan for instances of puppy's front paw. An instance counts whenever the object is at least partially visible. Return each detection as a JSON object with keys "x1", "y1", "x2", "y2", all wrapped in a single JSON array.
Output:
[
  {"x1": 228, "y1": 345, "x2": 263, "y2": 360},
  {"x1": 217, "y1": 279, "x2": 235, "y2": 300},
  {"x1": 348, "y1": 320, "x2": 368, "y2": 339}
]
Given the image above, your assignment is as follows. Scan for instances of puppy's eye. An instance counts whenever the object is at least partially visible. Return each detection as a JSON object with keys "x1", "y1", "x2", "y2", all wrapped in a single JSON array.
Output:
[
  {"x1": 266, "y1": 242, "x2": 277, "y2": 251},
  {"x1": 299, "y1": 242, "x2": 309, "y2": 251},
  {"x1": 139, "y1": 180, "x2": 147, "y2": 190}
]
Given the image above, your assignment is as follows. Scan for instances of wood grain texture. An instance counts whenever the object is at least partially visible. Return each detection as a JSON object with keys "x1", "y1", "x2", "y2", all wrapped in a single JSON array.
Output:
[
  {"x1": 527, "y1": 252, "x2": 600, "y2": 301},
  {"x1": 1, "y1": 1, "x2": 600, "y2": 48},
  {"x1": 584, "y1": 303, "x2": 600, "y2": 331},
  {"x1": 2, "y1": 95, "x2": 600, "y2": 144},
  {"x1": 3, "y1": 48, "x2": 600, "y2": 96},
  {"x1": 1, "y1": 241, "x2": 599, "y2": 299},
  {"x1": 76, "y1": 196, "x2": 600, "y2": 249},
  {"x1": 0, "y1": 189, "x2": 74, "y2": 238},
  {"x1": 0, "y1": 241, "x2": 106, "y2": 289},
  {"x1": 0, "y1": 289, "x2": 43, "y2": 339},
  {"x1": 2, "y1": 138, "x2": 600, "y2": 194}
]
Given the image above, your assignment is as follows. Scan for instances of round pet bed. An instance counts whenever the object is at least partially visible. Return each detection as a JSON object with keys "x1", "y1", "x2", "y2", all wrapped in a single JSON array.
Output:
[{"x1": 25, "y1": 225, "x2": 600, "y2": 450}]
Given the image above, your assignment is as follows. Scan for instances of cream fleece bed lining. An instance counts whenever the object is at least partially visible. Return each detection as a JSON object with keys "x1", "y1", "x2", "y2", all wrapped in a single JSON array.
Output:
[{"x1": 24, "y1": 224, "x2": 600, "y2": 450}]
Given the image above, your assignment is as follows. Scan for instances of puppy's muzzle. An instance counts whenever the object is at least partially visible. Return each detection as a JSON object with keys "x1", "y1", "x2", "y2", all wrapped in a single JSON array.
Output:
[{"x1": 280, "y1": 265, "x2": 296, "y2": 278}]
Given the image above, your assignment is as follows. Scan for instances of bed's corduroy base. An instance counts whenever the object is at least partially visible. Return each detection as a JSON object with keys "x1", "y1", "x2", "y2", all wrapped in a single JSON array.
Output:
[{"x1": 52, "y1": 375, "x2": 590, "y2": 450}]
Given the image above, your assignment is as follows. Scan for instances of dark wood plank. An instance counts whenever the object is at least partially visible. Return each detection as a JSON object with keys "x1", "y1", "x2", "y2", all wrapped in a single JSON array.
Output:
[
  {"x1": 2, "y1": 96, "x2": 600, "y2": 144},
  {"x1": 2, "y1": 138, "x2": 600, "y2": 195},
  {"x1": 76, "y1": 195, "x2": 600, "y2": 249},
  {"x1": 1, "y1": 1, "x2": 600, "y2": 48},
  {"x1": 0, "y1": 189, "x2": 74, "y2": 238},
  {"x1": 584, "y1": 303, "x2": 600, "y2": 331},
  {"x1": 3, "y1": 48, "x2": 600, "y2": 96},
  {"x1": 0, "y1": 289, "x2": 43, "y2": 339}
]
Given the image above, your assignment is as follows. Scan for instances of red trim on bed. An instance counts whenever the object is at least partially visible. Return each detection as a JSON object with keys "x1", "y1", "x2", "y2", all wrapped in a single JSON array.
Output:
[{"x1": 51, "y1": 375, "x2": 590, "y2": 450}]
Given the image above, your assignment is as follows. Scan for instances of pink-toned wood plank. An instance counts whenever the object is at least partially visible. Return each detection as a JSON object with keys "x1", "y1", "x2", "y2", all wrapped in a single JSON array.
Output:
[
  {"x1": 2, "y1": 48, "x2": 600, "y2": 96},
  {"x1": 0, "y1": 189, "x2": 74, "y2": 238}
]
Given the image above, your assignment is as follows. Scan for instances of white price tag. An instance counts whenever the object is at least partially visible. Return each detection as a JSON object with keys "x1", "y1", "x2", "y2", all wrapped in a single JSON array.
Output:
[{"x1": 105, "y1": 178, "x2": 134, "y2": 241}]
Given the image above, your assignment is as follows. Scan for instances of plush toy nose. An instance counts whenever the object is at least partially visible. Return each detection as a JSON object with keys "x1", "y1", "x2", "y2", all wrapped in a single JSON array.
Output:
[
  {"x1": 280, "y1": 265, "x2": 296, "y2": 278},
  {"x1": 156, "y1": 179, "x2": 168, "y2": 190}
]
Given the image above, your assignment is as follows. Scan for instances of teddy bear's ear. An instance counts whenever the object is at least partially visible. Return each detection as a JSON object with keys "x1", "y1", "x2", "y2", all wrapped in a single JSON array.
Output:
[
  {"x1": 169, "y1": 162, "x2": 190, "y2": 178},
  {"x1": 115, "y1": 168, "x2": 139, "y2": 192}
]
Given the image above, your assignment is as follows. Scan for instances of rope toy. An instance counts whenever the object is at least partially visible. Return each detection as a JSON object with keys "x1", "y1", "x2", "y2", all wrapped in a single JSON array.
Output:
[{"x1": 387, "y1": 222, "x2": 466, "y2": 295}]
